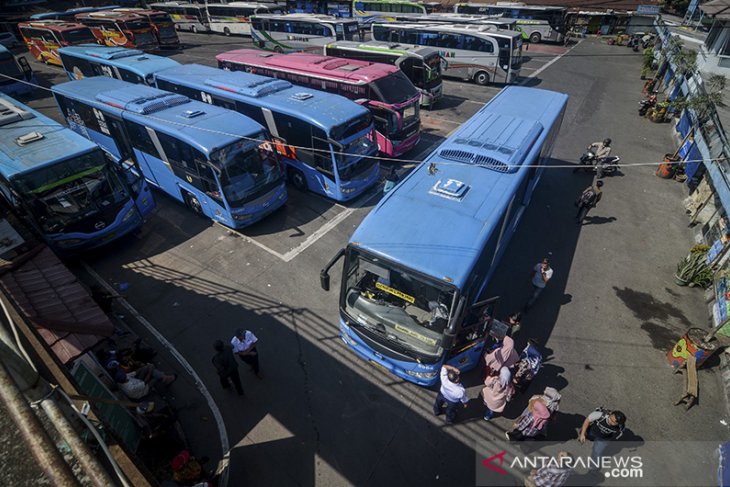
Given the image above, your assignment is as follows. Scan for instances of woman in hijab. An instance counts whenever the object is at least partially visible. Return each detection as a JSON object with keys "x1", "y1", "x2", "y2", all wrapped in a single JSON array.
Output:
[
  {"x1": 482, "y1": 366, "x2": 515, "y2": 420},
  {"x1": 506, "y1": 396, "x2": 552, "y2": 441},
  {"x1": 484, "y1": 335, "x2": 519, "y2": 378}
]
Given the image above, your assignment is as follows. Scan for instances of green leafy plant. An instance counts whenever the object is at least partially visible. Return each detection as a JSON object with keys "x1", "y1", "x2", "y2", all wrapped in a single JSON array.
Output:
[
  {"x1": 690, "y1": 244, "x2": 710, "y2": 254},
  {"x1": 675, "y1": 249, "x2": 713, "y2": 288}
]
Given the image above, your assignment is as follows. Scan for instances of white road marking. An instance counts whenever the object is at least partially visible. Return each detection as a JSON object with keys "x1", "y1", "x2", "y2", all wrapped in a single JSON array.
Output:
[
  {"x1": 220, "y1": 187, "x2": 383, "y2": 262},
  {"x1": 523, "y1": 40, "x2": 582, "y2": 81},
  {"x1": 83, "y1": 264, "x2": 231, "y2": 487}
]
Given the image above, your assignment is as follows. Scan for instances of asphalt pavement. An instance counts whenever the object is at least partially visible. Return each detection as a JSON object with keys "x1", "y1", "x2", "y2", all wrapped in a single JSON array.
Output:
[{"x1": 13, "y1": 34, "x2": 729, "y2": 486}]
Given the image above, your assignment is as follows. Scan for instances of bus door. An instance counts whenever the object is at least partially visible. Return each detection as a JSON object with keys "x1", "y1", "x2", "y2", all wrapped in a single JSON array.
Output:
[
  {"x1": 446, "y1": 296, "x2": 499, "y2": 372},
  {"x1": 105, "y1": 114, "x2": 154, "y2": 216}
]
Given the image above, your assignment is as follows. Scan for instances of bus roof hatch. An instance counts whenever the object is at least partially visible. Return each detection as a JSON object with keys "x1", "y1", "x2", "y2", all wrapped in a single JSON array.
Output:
[
  {"x1": 97, "y1": 88, "x2": 189, "y2": 114},
  {"x1": 0, "y1": 98, "x2": 34, "y2": 127},
  {"x1": 204, "y1": 76, "x2": 291, "y2": 98}
]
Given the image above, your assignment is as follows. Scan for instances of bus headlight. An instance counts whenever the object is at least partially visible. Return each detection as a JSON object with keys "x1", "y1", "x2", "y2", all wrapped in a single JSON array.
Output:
[
  {"x1": 405, "y1": 370, "x2": 438, "y2": 379},
  {"x1": 56, "y1": 238, "x2": 84, "y2": 248},
  {"x1": 121, "y1": 207, "x2": 138, "y2": 222}
]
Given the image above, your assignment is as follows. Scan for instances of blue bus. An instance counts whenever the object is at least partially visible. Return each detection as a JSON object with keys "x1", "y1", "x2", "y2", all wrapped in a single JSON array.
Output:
[
  {"x1": 154, "y1": 64, "x2": 379, "y2": 201},
  {"x1": 59, "y1": 45, "x2": 180, "y2": 85},
  {"x1": 320, "y1": 86, "x2": 568, "y2": 386},
  {"x1": 57, "y1": 46, "x2": 381, "y2": 201},
  {"x1": 0, "y1": 46, "x2": 35, "y2": 96},
  {"x1": 51, "y1": 77, "x2": 287, "y2": 228},
  {"x1": 0, "y1": 93, "x2": 154, "y2": 254}
]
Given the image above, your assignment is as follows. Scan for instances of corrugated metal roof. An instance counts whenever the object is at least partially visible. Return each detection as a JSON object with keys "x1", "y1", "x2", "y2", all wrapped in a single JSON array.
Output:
[
  {"x1": 0, "y1": 247, "x2": 113, "y2": 364},
  {"x1": 701, "y1": 0, "x2": 730, "y2": 18}
]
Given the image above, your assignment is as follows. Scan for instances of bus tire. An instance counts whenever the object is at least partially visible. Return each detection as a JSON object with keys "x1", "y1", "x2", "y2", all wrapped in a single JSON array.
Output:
[
  {"x1": 183, "y1": 191, "x2": 204, "y2": 216},
  {"x1": 191, "y1": 25, "x2": 197, "y2": 34},
  {"x1": 224, "y1": 27, "x2": 231, "y2": 36},
  {"x1": 289, "y1": 169, "x2": 307, "y2": 192},
  {"x1": 473, "y1": 71, "x2": 490, "y2": 86},
  {"x1": 529, "y1": 32, "x2": 542, "y2": 43}
]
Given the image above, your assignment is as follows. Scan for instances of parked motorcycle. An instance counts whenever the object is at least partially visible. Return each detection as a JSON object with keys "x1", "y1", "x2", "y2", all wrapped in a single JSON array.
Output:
[
  {"x1": 595, "y1": 155, "x2": 621, "y2": 178},
  {"x1": 639, "y1": 95, "x2": 657, "y2": 116},
  {"x1": 573, "y1": 149, "x2": 597, "y2": 172}
]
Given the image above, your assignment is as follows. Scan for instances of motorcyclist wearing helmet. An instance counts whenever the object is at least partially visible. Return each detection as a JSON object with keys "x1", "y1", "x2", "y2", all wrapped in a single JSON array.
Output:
[{"x1": 587, "y1": 138, "x2": 612, "y2": 162}]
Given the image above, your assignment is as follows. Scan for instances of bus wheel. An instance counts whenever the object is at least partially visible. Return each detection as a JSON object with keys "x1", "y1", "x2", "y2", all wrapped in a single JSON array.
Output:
[
  {"x1": 473, "y1": 71, "x2": 490, "y2": 86},
  {"x1": 224, "y1": 27, "x2": 231, "y2": 36},
  {"x1": 529, "y1": 32, "x2": 542, "y2": 44},
  {"x1": 289, "y1": 169, "x2": 307, "y2": 192},
  {"x1": 191, "y1": 25, "x2": 197, "y2": 34},
  {"x1": 183, "y1": 192, "x2": 204, "y2": 216},
  {"x1": 273, "y1": 45, "x2": 283, "y2": 53}
]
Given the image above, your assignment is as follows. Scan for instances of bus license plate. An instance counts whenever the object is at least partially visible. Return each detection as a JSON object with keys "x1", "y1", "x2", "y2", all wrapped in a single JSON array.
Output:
[{"x1": 369, "y1": 360, "x2": 388, "y2": 372}]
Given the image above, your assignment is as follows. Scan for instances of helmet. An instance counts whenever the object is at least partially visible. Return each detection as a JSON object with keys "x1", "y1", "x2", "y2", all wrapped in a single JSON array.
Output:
[{"x1": 603, "y1": 138, "x2": 612, "y2": 146}]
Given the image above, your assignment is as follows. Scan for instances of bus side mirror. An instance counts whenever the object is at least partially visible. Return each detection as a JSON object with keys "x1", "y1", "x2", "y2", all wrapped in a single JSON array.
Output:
[
  {"x1": 441, "y1": 331, "x2": 455, "y2": 349},
  {"x1": 18, "y1": 56, "x2": 31, "y2": 74},
  {"x1": 320, "y1": 270, "x2": 330, "y2": 291},
  {"x1": 320, "y1": 248, "x2": 345, "y2": 292}
]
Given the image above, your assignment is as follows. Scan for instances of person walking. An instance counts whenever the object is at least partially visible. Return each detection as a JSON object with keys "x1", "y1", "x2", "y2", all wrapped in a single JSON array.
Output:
[
  {"x1": 575, "y1": 180, "x2": 603, "y2": 224},
  {"x1": 526, "y1": 258, "x2": 553, "y2": 309},
  {"x1": 231, "y1": 328, "x2": 262, "y2": 379},
  {"x1": 482, "y1": 366, "x2": 514, "y2": 420},
  {"x1": 506, "y1": 396, "x2": 552, "y2": 441},
  {"x1": 483, "y1": 334, "x2": 519, "y2": 378},
  {"x1": 512, "y1": 339, "x2": 543, "y2": 394},
  {"x1": 212, "y1": 340, "x2": 244, "y2": 396},
  {"x1": 578, "y1": 408, "x2": 626, "y2": 462},
  {"x1": 433, "y1": 364, "x2": 469, "y2": 424}
]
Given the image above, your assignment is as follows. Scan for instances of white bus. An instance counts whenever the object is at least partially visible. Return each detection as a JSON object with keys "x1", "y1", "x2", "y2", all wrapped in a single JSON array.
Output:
[
  {"x1": 453, "y1": 3, "x2": 567, "y2": 43},
  {"x1": 372, "y1": 22, "x2": 522, "y2": 85},
  {"x1": 352, "y1": 0, "x2": 426, "y2": 23},
  {"x1": 207, "y1": 2, "x2": 285, "y2": 36},
  {"x1": 149, "y1": 2, "x2": 210, "y2": 33},
  {"x1": 399, "y1": 13, "x2": 517, "y2": 30},
  {"x1": 251, "y1": 14, "x2": 362, "y2": 52}
]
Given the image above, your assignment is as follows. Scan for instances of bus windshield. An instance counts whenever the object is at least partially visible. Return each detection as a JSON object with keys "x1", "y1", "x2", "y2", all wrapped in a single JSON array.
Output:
[
  {"x1": 122, "y1": 20, "x2": 149, "y2": 31},
  {"x1": 15, "y1": 150, "x2": 130, "y2": 233},
  {"x1": 0, "y1": 53, "x2": 21, "y2": 83},
  {"x1": 370, "y1": 71, "x2": 417, "y2": 105},
  {"x1": 212, "y1": 139, "x2": 282, "y2": 207},
  {"x1": 61, "y1": 28, "x2": 96, "y2": 44},
  {"x1": 343, "y1": 248, "x2": 456, "y2": 360}
]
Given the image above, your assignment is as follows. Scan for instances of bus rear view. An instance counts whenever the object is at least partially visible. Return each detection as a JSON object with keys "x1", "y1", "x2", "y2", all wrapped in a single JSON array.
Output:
[{"x1": 320, "y1": 86, "x2": 568, "y2": 386}]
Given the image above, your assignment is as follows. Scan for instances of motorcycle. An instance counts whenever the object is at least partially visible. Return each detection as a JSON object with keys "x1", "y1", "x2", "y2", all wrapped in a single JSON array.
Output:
[
  {"x1": 595, "y1": 156, "x2": 621, "y2": 178},
  {"x1": 574, "y1": 148, "x2": 601, "y2": 173},
  {"x1": 639, "y1": 95, "x2": 657, "y2": 116}
]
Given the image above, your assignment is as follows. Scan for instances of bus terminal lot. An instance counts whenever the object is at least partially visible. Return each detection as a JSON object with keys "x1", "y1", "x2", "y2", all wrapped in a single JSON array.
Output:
[{"x1": 18, "y1": 35, "x2": 728, "y2": 486}]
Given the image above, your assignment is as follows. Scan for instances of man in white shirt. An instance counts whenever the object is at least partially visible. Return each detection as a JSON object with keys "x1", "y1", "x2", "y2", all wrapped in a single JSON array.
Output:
[
  {"x1": 231, "y1": 329, "x2": 262, "y2": 379},
  {"x1": 433, "y1": 364, "x2": 469, "y2": 424},
  {"x1": 526, "y1": 258, "x2": 553, "y2": 309}
]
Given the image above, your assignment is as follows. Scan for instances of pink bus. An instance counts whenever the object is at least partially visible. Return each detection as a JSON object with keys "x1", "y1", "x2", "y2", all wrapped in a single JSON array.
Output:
[{"x1": 216, "y1": 49, "x2": 421, "y2": 157}]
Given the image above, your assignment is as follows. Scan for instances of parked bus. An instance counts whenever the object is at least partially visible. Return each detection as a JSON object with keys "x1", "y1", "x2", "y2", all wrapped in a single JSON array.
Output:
[
  {"x1": 319, "y1": 85, "x2": 568, "y2": 386},
  {"x1": 286, "y1": 0, "x2": 353, "y2": 17},
  {"x1": 30, "y1": 5, "x2": 121, "y2": 21},
  {"x1": 52, "y1": 77, "x2": 287, "y2": 228},
  {"x1": 113, "y1": 8, "x2": 181, "y2": 48},
  {"x1": 18, "y1": 21, "x2": 98, "y2": 66},
  {"x1": 0, "y1": 92, "x2": 155, "y2": 255},
  {"x1": 250, "y1": 14, "x2": 362, "y2": 52},
  {"x1": 218, "y1": 49, "x2": 421, "y2": 157},
  {"x1": 58, "y1": 45, "x2": 178, "y2": 84},
  {"x1": 372, "y1": 23, "x2": 522, "y2": 85},
  {"x1": 0, "y1": 46, "x2": 35, "y2": 96},
  {"x1": 323, "y1": 41, "x2": 442, "y2": 108},
  {"x1": 453, "y1": 4, "x2": 567, "y2": 43},
  {"x1": 206, "y1": 2, "x2": 285, "y2": 36},
  {"x1": 404, "y1": 13, "x2": 517, "y2": 31},
  {"x1": 148, "y1": 2, "x2": 210, "y2": 33},
  {"x1": 75, "y1": 11, "x2": 159, "y2": 51},
  {"x1": 153, "y1": 64, "x2": 379, "y2": 201},
  {"x1": 352, "y1": 0, "x2": 426, "y2": 23},
  {"x1": 59, "y1": 45, "x2": 180, "y2": 84}
]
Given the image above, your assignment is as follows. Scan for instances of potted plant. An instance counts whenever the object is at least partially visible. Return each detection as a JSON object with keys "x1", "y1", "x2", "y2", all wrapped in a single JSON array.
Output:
[{"x1": 675, "y1": 247, "x2": 713, "y2": 288}]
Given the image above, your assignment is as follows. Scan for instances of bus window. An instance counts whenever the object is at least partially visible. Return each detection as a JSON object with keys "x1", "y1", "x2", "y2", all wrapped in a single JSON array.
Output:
[
  {"x1": 125, "y1": 121, "x2": 158, "y2": 155},
  {"x1": 312, "y1": 128, "x2": 333, "y2": 177},
  {"x1": 118, "y1": 68, "x2": 143, "y2": 84},
  {"x1": 61, "y1": 52, "x2": 94, "y2": 79}
]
